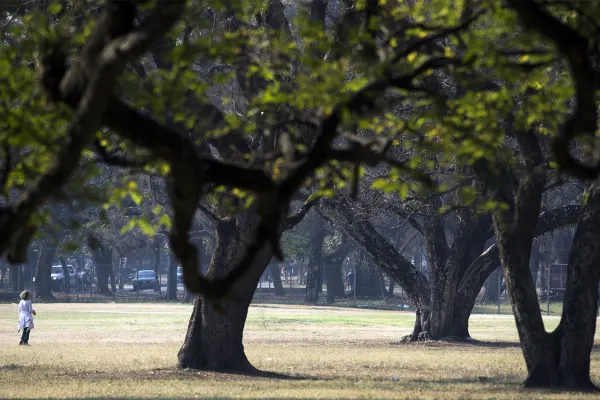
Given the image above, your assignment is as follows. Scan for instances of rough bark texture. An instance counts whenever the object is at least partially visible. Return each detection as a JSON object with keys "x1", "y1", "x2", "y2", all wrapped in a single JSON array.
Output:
[
  {"x1": 548, "y1": 181, "x2": 600, "y2": 389},
  {"x1": 178, "y1": 214, "x2": 272, "y2": 371},
  {"x1": 34, "y1": 241, "x2": 57, "y2": 300},
  {"x1": 492, "y1": 170, "x2": 549, "y2": 384},
  {"x1": 512, "y1": 182, "x2": 600, "y2": 389},
  {"x1": 166, "y1": 253, "x2": 178, "y2": 301}
]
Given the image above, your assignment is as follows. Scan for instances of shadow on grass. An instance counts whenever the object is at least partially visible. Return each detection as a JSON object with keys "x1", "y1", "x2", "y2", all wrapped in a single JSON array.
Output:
[
  {"x1": 434, "y1": 339, "x2": 600, "y2": 352},
  {"x1": 151, "y1": 367, "x2": 325, "y2": 382}
]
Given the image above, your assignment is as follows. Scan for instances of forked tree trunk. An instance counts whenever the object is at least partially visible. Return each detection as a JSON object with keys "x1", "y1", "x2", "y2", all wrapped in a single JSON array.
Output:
[
  {"x1": 166, "y1": 253, "x2": 178, "y2": 301},
  {"x1": 491, "y1": 168, "x2": 557, "y2": 387},
  {"x1": 517, "y1": 182, "x2": 600, "y2": 389},
  {"x1": 178, "y1": 214, "x2": 273, "y2": 371},
  {"x1": 270, "y1": 263, "x2": 285, "y2": 296},
  {"x1": 34, "y1": 241, "x2": 57, "y2": 300}
]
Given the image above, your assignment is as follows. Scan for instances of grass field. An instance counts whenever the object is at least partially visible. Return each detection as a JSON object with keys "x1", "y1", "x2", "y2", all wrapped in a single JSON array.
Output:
[{"x1": 0, "y1": 303, "x2": 599, "y2": 399}]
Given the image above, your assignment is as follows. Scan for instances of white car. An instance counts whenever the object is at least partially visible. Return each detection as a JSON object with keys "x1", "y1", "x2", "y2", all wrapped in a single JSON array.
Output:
[{"x1": 50, "y1": 265, "x2": 77, "y2": 291}]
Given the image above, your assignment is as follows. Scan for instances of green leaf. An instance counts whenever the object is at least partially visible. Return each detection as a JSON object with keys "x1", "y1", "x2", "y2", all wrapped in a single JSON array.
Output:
[{"x1": 47, "y1": 2, "x2": 63, "y2": 15}]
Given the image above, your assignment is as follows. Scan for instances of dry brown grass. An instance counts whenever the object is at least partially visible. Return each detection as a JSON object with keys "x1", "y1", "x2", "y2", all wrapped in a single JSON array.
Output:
[{"x1": 0, "y1": 302, "x2": 598, "y2": 399}]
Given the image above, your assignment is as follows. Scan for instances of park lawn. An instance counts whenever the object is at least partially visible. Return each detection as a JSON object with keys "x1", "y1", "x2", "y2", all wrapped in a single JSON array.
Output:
[{"x1": 0, "y1": 303, "x2": 598, "y2": 399}]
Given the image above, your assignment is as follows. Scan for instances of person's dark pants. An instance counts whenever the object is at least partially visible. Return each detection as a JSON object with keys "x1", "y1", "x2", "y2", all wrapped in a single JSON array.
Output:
[{"x1": 19, "y1": 327, "x2": 30, "y2": 344}]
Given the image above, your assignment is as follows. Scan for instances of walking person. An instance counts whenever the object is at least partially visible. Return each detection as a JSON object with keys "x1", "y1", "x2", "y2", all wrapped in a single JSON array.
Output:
[{"x1": 17, "y1": 290, "x2": 36, "y2": 346}]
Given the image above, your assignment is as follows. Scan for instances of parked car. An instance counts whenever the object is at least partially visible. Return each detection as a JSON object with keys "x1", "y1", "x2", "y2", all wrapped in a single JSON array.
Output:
[
  {"x1": 51, "y1": 264, "x2": 76, "y2": 292},
  {"x1": 132, "y1": 270, "x2": 159, "y2": 291},
  {"x1": 177, "y1": 267, "x2": 183, "y2": 284}
]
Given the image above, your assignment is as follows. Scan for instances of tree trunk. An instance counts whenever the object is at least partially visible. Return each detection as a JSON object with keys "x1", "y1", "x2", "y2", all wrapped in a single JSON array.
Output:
[
  {"x1": 10, "y1": 265, "x2": 20, "y2": 292},
  {"x1": 491, "y1": 166, "x2": 557, "y2": 386},
  {"x1": 152, "y1": 243, "x2": 161, "y2": 293},
  {"x1": 270, "y1": 263, "x2": 285, "y2": 296},
  {"x1": 329, "y1": 260, "x2": 346, "y2": 297},
  {"x1": 179, "y1": 289, "x2": 256, "y2": 371},
  {"x1": 319, "y1": 200, "x2": 431, "y2": 334},
  {"x1": 178, "y1": 215, "x2": 273, "y2": 371},
  {"x1": 305, "y1": 226, "x2": 325, "y2": 304},
  {"x1": 34, "y1": 241, "x2": 57, "y2": 300},
  {"x1": 520, "y1": 182, "x2": 600, "y2": 389},
  {"x1": 109, "y1": 263, "x2": 117, "y2": 293},
  {"x1": 166, "y1": 253, "x2": 178, "y2": 301},
  {"x1": 325, "y1": 256, "x2": 346, "y2": 303},
  {"x1": 93, "y1": 246, "x2": 113, "y2": 294},
  {"x1": 355, "y1": 261, "x2": 384, "y2": 299},
  {"x1": 59, "y1": 257, "x2": 71, "y2": 296},
  {"x1": 387, "y1": 279, "x2": 395, "y2": 298}
]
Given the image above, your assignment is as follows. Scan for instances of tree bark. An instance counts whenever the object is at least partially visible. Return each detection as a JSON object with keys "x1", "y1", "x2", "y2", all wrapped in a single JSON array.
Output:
[
  {"x1": 270, "y1": 263, "x2": 285, "y2": 296},
  {"x1": 544, "y1": 181, "x2": 600, "y2": 389},
  {"x1": 329, "y1": 261, "x2": 346, "y2": 297},
  {"x1": 512, "y1": 182, "x2": 600, "y2": 389},
  {"x1": 305, "y1": 225, "x2": 325, "y2": 304},
  {"x1": 167, "y1": 253, "x2": 178, "y2": 301},
  {"x1": 387, "y1": 279, "x2": 395, "y2": 298},
  {"x1": 93, "y1": 245, "x2": 114, "y2": 295},
  {"x1": 324, "y1": 246, "x2": 347, "y2": 303},
  {"x1": 34, "y1": 241, "x2": 57, "y2": 300},
  {"x1": 152, "y1": 240, "x2": 161, "y2": 293},
  {"x1": 493, "y1": 173, "x2": 551, "y2": 386},
  {"x1": 322, "y1": 196, "x2": 579, "y2": 340},
  {"x1": 319, "y1": 200, "x2": 431, "y2": 337},
  {"x1": 178, "y1": 214, "x2": 272, "y2": 371},
  {"x1": 355, "y1": 261, "x2": 385, "y2": 299}
]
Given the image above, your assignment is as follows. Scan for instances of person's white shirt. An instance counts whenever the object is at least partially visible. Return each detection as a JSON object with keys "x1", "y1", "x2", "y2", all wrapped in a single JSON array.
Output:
[{"x1": 18, "y1": 299, "x2": 35, "y2": 332}]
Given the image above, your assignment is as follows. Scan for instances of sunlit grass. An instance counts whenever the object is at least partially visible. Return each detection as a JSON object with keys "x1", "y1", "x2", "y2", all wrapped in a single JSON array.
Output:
[{"x1": 0, "y1": 303, "x2": 598, "y2": 399}]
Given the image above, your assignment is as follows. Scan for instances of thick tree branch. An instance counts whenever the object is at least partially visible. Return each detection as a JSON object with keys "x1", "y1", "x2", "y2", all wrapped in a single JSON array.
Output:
[
  {"x1": 508, "y1": 0, "x2": 600, "y2": 180},
  {"x1": 284, "y1": 198, "x2": 317, "y2": 230},
  {"x1": 1, "y1": 2, "x2": 185, "y2": 263},
  {"x1": 458, "y1": 204, "x2": 582, "y2": 295}
]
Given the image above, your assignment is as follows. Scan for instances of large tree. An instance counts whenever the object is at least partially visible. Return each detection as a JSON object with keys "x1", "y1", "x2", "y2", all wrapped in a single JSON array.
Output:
[{"x1": 2, "y1": 0, "x2": 600, "y2": 388}]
